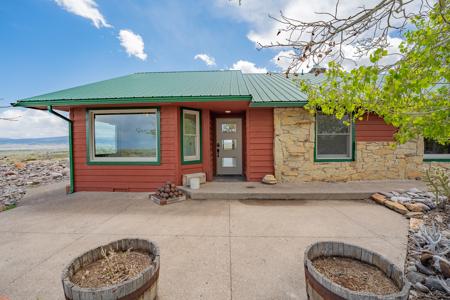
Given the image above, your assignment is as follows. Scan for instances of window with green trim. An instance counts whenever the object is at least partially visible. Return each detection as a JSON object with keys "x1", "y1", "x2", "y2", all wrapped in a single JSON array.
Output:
[
  {"x1": 315, "y1": 114, "x2": 353, "y2": 160},
  {"x1": 424, "y1": 139, "x2": 450, "y2": 161},
  {"x1": 182, "y1": 109, "x2": 201, "y2": 163},
  {"x1": 88, "y1": 108, "x2": 159, "y2": 163}
]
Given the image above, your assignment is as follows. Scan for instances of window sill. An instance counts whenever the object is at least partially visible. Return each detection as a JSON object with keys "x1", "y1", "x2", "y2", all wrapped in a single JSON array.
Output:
[
  {"x1": 181, "y1": 159, "x2": 202, "y2": 165},
  {"x1": 423, "y1": 158, "x2": 450, "y2": 162},
  {"x1": 87, "y1": 160, "x2": 160, "y2": 166},
  {"x1": 314, "y1": 158, "x2": 355, "y2": 162}
]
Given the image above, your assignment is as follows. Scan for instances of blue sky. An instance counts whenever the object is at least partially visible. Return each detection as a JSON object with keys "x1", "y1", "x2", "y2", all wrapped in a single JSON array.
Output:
[
  {"x1": 0, "y1": 0, "x2": 294, "y2": 138},
  {"x1": 0, "y1": 0, "x2": 281, "y2": 104},
  {"x1": 0, "y1": 0, "x2": 404, "y2": 138}
]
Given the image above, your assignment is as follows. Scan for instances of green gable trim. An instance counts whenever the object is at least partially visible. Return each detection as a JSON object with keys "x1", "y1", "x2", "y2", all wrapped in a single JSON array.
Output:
[
  {"x1": 85, "y1": 107, "x2": 161, "y2": 166},
  {"x1": 180, "y1": 107, "x2": 203, "y2": 165},
  {"x1": 14, "y1": 95, "x2": 252, "y2": 108}
]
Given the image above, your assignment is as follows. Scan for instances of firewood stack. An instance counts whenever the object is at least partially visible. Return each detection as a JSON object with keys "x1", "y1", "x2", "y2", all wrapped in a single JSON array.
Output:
[{"x1": 151, "y1": 181, "x2": 186, "y2": 205}]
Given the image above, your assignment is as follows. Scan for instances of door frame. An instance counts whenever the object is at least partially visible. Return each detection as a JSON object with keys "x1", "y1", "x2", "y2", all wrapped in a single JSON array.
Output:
[{"x1": 211, "y1": 113, "x2": 246, "y2": 178}]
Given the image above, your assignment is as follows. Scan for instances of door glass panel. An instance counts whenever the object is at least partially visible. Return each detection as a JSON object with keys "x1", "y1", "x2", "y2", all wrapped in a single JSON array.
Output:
[
  {"x1": 222, "y1": 139, "x2": 236, "y2": 150},
  {"x1": 222, "y1": 157, "x2": 236, "y2": 167},
  {"x1": 221, "y1": 123, "x2": 236, "y2": 133}
]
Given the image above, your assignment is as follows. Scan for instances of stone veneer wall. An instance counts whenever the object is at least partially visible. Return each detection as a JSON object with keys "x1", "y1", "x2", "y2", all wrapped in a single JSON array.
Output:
[{"x1": 274, "y1": 108, "x2": 449, "y2": 182}]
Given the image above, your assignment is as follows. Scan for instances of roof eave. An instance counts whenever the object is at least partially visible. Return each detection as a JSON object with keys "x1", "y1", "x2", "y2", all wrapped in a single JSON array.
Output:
[
  {"x1": 13, "y1": 95, "x2": 253, "y2": 108},
  {"x1": 249, "y1": 101, "x2": 308, "y2": 107}
]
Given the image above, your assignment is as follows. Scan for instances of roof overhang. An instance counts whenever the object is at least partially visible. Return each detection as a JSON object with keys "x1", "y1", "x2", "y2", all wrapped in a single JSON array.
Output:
[{"x1": 12, "y1": 95, "x2": 253, "y2": 109}]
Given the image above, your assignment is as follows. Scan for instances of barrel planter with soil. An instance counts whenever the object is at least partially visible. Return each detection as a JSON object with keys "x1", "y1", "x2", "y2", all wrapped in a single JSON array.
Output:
[
  {"x1": 61, "y1": 238, "x2": 160, "y2": 300},
  {"x1": 304, "y1": 241, "x2": 410, "y2": 300}
]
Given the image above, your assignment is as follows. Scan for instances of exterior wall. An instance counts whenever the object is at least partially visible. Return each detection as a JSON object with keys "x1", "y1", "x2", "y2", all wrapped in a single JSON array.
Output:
[
  {"x1": 246, "y1": 108, "x2": 274, "y2": 181},
  {"x1": 274, "y1": 108, "x2": 449, "y2": 182},
  {"x1": 71, "y1": 105, "x2": 213, "y2": 192}
]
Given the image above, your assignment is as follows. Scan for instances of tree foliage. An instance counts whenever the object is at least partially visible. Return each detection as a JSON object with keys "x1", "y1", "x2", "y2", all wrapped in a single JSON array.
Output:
[{"x1": 301, "y1": 3, "x2": 449, "y2": 144}]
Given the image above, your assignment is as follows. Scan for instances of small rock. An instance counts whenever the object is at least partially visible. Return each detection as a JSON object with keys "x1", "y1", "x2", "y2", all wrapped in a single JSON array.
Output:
[
  {"x1": 424, "y1": 277, "x2": 446, "y2": 292},
  {"x1": 14, "y1": 162, "x2": 25, "y2": 169},
  {"x1": 407, "y1": 265, "x2": 417, "y2": 272},
  {"x1": 410, "y1": 218, "x2": 424, "y2": 231},
  {"x1": 435, "y1": 215, "x2": 443, "y2": 223},
  {"x1": 413, "y1": 282, "x2": 430, "y2": 293},
  {"x1": 379, "y1": 191, "x2": 394, "y2": 198},
  {"x1": 404, "y1": 203, "x2": 429, "y2": 212},
  {"x1": 262, "y1": 174, "x2": 277, "y2": 185},
  {"x1": 407, "y1": 271, "x2": 426, "y2": 284},
  {"x1": 384, "y1": 200, "x2": 408, "y2": 214},
  {"x1": 397, "y1": 196, "x2": 412, "y2": 203},
  {"x1": 62, "y1": 168, "x2": 70, "y2": 176},
  {"x1": 439, "y1": 259, "x2": 450, "y2": 279},
  {"x1": 408, "y1": 188, "x2": 422, "y2": 193},
  {"x1": 50, "y1": 172, "x2": 63, "y2": 179},
  {"x1": 416, "y1": 262, "x2": 435, "y2": 276},
  {"x1": 371, "y1": 193, "x2": 387, "y2": 205},
  {"x1": 406, "y1": 212, "x2": 424, "y2": 219}
]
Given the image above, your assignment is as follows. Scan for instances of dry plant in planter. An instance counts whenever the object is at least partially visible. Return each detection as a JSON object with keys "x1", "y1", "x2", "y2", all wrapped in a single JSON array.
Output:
[
  {"x1": 424, "y1": 166, "x2": 450, "y2": 211},
  {"x1": 62, "y1": 239, "x2": 160, "y2": 300}
]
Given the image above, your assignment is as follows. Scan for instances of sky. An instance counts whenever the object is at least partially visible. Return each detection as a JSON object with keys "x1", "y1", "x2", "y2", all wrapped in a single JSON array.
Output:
[{"x1": 0, "y1": 0, "x2": 405, "y2": 139}]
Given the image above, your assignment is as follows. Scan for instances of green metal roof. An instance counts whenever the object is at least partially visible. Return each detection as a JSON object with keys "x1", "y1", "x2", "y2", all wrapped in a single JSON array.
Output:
[{"x1": 14, "y1": 70, "x2": 324, "y2": 108}]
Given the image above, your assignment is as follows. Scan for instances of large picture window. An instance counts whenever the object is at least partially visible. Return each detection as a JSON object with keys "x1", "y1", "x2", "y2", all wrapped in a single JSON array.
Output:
[
  {"x1": 88, "y1": 108, "x2": 159, "y2": 164},
  {"x1": 181, "y1": 108, "x2": 201, "y2": 163},
  {"x1": 424, "y1": 139, "x2": 450, "y2": 161},
  {"x1": 315, "y1": 114, "x2": 354, "y2": 161}
]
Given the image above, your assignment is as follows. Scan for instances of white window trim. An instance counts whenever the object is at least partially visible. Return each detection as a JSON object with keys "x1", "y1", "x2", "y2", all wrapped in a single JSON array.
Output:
[
  {"x1": 315, "y1": 114, "x2": 353, "y2": 160},
  {"x1": 88, "y1": 108, "x2": 159, "y2": 163},
  {"x1": 182, "y1": 109, "x2": 201, "y2": 162}
]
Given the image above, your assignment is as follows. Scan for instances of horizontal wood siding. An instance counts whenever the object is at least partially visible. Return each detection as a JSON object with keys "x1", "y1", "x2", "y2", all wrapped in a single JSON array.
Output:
[
  {"x1": 71, "y1": 106, "x2": 179, "y2": 192},
  {"x1": 246, "y1": 108, "x2": 274, "y2": 181},
  {"x1": 356, "y1": 114, "x2": 397, "y2": 141}
]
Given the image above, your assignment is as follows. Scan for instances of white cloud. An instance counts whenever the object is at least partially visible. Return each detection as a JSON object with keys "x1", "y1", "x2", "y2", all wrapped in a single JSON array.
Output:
[
  {"x1": 272, "y1": 50, "x2": 296, "y2": 71},
  {"x1": 231, "y1": 60, "x2": 267, "y2": 73},
  {"x1": 194, "y1": 54, "x2": 216, "y2": 66},
  {"x1": 55, "y1": 0, "x2": 111, "y2": 28},
  {"x1": 217, "y1": 0, "x2": 415, "y2": 69},
  {"x1": 0, "y1": 109, "x2": 67, "y2": 139},
  {"x1": 118, "y1": 29, "x2": 148, "y2": 61}
]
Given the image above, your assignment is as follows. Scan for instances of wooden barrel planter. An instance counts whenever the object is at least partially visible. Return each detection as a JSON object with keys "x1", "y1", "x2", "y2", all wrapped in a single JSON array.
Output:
[
  {"x1": 304, "y1": 241, "x2": 410, "y2": 300},
  {"x1": 61, "y1": 238, "x2": 160, "y2": 300}
]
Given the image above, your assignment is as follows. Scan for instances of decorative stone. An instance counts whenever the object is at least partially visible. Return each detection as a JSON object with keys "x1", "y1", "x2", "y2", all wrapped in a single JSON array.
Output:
[
  {"x1": 406, "y1": 212, "x2": 424, "y2": 219},
  {"x1": 409, "y1": 218, "x2": 424, "y2": 231},
  {"x1": 413, "y1": 282, "x2": 430, "y2": 293},
  {"x1": 407, "y1": 271, "x2": 426, "y2": 284},
  {"x1": 371, "y1": 193, "x2": 387, "y2": 205},
  {"x1": 262, "y1": 174, "x2": 277, "y2": 185},
  {"x1": 384, "y1": 200, "x2": 408, "y2": 214},
  {"x1": 404, "y1": 203, "x2": 429, "y2": 212}
]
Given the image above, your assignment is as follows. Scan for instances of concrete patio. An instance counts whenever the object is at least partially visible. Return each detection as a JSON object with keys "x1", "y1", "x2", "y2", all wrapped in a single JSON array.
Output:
[{"x1": 0, "y1": 182, "x2": 409, "y2": 300}]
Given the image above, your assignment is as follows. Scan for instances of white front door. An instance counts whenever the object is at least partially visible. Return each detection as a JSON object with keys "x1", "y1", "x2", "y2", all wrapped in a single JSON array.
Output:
[{"x1": 216, "y1": 118, "x2": 243, "y2": 175}]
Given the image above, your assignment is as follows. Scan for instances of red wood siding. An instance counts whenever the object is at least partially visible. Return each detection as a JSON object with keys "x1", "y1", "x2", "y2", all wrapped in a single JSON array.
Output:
[
  {"x1": 71, "y1": 105, "x2": 214, "y2": 192},
  {"x1": 356, "y1": 114, "x2": 397, "y2": 142},
  {"x1": 246, "y1": 108, "x2": 274, "y2": 181},
  {"x1": 72, "y1": 106, "x2": 179, "y2": 192}
]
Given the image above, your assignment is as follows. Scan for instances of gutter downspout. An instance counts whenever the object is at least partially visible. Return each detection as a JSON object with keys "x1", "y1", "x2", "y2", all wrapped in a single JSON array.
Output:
[{"x1": 47, "y1": 106, "x2": 74, "y2": 194}]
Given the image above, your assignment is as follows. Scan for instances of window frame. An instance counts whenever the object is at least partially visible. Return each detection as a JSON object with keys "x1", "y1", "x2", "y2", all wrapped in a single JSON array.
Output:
[
  {"x1": 181, "y1": 108, "x2": 202, "y2": 164},
  {"x1": 423, "y1": 139, "x2": 450, "y2": 162},
  {"x1": 314, "y1": 113, "x2": 356, "y2": 162},
  {"x1": 86, "y1": 107, "x2": 160, "y2": 165}
]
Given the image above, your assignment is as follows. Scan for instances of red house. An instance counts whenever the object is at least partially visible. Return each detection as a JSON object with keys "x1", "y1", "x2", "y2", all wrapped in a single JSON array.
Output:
[{"x1": 13, "y1": 70, "x2": 450, "y2": 193}]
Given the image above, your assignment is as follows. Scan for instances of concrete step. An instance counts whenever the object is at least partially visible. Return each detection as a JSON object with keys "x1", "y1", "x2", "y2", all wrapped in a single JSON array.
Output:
[{"x1": 179, "y1": 180, "x2": 425, "y2": 201}]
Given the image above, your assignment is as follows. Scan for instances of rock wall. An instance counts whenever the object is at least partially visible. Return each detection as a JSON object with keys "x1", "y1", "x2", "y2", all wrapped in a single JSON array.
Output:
[{"x1": 274, "y1": 108, "x2": 449, "y2": 182}]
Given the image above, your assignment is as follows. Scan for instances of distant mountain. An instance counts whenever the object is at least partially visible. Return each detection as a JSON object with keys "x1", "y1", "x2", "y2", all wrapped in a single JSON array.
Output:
[{"x1": 0, "y1": 136, "x2": 68, "y2": 145}]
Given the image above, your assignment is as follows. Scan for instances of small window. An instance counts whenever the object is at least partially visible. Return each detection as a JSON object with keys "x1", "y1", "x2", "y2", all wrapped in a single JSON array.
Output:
[
  {"x1": 315, "y1": 114, "x2": 354, "y2": 161},
  {"x1": 182, "y1": 109, "x2": 201, "y2": 163},
  {"x1": 424, "y1": 139, "x2": 450, "y2": 160},
  {"x1": 88, "y1": 108, "x2": 159, "y2": 163},
  {"x1": 222, "y1": 123, "x2": 237, "y2": 133}
]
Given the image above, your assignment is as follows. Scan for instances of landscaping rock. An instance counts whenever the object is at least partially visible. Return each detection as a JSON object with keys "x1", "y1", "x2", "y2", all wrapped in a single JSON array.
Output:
[
  {"x1": 371, "y1": 193, "x2": 387, "y2": 205},
  {"x1": 409, "y1": 218, "x2": 424, "y2": 231},
  {"x1": 384, "y1": 200, "x2": 408, "y2": 214},
  {"x1": 404, "y1": 203, "x2": 429, "y2": 212},
  {"x1": 413, "y1": 282, "x2": 430, "y2": 293},
  {"x1": 262, "y1": 174, "x2": 277, "y2": 185},
  {"x1": 406, "y1": 212, "x2": 424, "y2": 219},
  {"x1": 407, "y1": 271, "x2": 426, "y2": 284},
  {"x1": 0, "y1": 157, "x2": 69, "y2": 208}
]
